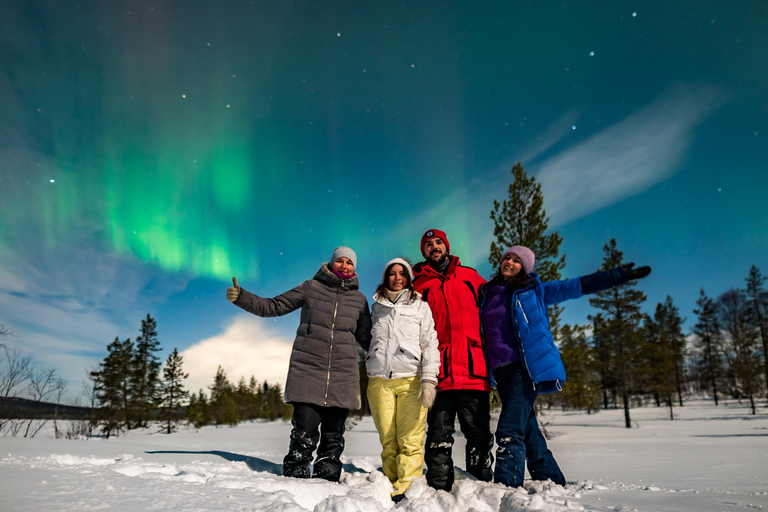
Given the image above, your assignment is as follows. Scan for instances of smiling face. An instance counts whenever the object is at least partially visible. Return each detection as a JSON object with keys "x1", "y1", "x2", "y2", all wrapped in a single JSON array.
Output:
[
  {"x1": 423, "y1": 236, "x2": 448, "y2": 265},
  {"x1": 500, "y1": 252, "x2": 523, "y2": 280},
  {"x1": 331, "y1": 257, "x2": 355, "y2": 275},
  {"x1": 387, "y1": 264, "x2": 408, "y2": 292}
]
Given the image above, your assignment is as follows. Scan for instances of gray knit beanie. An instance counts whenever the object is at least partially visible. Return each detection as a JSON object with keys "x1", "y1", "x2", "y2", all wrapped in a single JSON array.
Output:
[
  {"x1": 502, "y1": 246, "x2": 536, "y2": 275},
  {"x1": 330, "y1": 246, "x2": 357, "y2": 268}
]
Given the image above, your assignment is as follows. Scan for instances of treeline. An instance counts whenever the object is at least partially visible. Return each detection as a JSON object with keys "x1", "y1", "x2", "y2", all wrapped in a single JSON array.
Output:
[
  {"x1": 490, "y1": 163, "x2": 767, "y2": 426},
  {"x1": 187, "y1": 366, "x2": 293, "y2": 428},
  {"x1": 87, "y1": 315, "x2": 291, "y2": 438},
  {"x1": 552, "y1": 250, "x2": 768, "y2": 423}
]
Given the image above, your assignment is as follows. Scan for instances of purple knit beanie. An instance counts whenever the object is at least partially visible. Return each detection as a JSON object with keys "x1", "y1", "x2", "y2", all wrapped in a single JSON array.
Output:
[{"x1": 502, "y1": 246, "x2": 536, "y2": 275}]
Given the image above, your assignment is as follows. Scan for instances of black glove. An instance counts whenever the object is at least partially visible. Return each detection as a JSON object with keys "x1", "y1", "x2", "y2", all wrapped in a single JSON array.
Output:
[{"x1": 621, "y1": 262, "x2": 651, "y2": 281}]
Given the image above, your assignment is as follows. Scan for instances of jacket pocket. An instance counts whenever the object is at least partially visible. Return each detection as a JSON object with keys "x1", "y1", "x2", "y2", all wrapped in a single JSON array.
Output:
[
  {"x1": 467, "y1": 338, "x2": 488, "y2": 378},
  {"x1": 438, "y1": 344, "x2": 449, "y2": 381}
]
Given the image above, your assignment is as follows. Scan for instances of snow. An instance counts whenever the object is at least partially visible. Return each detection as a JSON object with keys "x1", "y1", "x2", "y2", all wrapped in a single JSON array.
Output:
[{"x1": 1, "y1": 400, "x2": 766, "y2": 511}]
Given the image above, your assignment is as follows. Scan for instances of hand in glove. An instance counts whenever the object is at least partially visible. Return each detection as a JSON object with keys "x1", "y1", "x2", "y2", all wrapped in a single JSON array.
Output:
[
  {"x1": 621, "y1": 262, "x2": 651, "y2": 281},
  {"x1": 226, "y1": 277, "x2": 241, "y2": 302},
  {"x1": 418, "y1": 381, "x2": 437, "y2": 409}
]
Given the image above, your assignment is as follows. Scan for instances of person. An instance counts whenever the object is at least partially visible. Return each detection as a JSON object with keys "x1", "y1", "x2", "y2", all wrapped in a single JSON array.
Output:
[
  {"x1": 226, "y1": 246, "x2": 372, "y2": 482},
  {"x1": 479, "y1": 246, "x2": 651, "y2": 488},
  {"x1": 366, "y1": 258, "x2": 440, "y2": 502},
  {"x1": 411, "y1": 229, "x2": 494, "y2": 491}
]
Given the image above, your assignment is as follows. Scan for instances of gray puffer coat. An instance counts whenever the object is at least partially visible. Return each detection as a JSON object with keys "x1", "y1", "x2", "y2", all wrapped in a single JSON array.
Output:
[{"x1": 234, "y1": 264, "x2": 372, "y2": 410}]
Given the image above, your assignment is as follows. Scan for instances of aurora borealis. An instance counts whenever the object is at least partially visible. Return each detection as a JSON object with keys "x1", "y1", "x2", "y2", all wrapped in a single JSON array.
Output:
[{"x1": 1, "y1": 1, "x2": 767, "y2": 397}]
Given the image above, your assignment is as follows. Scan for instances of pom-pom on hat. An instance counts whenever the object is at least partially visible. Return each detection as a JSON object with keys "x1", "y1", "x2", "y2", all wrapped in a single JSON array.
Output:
[
  {"x1": 502, "y1": 246, "x2": 535, "y2": 275},
  {"x1": 420, "y1": 229, "x2": 450, "y2": 258},
  {"x1": 330, "y1": 246, "x2": 357, "y2": 269}
]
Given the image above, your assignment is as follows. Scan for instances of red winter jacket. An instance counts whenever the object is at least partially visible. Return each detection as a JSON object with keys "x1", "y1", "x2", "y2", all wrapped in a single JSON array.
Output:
[{"x1": 412, "y1": 255, "x2": 491, "y2": 392}]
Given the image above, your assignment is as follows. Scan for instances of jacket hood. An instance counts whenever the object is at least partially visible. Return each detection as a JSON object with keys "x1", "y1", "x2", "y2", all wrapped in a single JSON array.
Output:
[{"x1": 315, "y1": 263, "x2": 360, "y2": 291}]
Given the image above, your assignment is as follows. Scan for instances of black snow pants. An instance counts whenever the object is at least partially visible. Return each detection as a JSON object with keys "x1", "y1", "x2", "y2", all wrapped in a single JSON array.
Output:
[
  {"x1": 282, "y1": 403, "x2": 348, "y2": 482},
  {"x1": 424, "y1": 389, "x2": 494, "y2": 491}
]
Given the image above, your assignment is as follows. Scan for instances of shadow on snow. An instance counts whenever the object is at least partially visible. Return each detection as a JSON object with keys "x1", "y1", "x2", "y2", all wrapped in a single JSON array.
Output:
[{"x1": 144, "y1": 450, "x2": 368, "y2": 475}]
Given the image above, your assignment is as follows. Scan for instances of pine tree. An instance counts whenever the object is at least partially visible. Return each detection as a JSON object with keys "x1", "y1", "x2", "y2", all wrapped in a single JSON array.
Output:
[
  {"x1": 557, "y1": 324, "x2": 600, "y2": 413},
  {"x1": 744, "y1": 266, "x2": 768, "y2": 394},
  {"x1": 131, "y1": 314, "x2": 162, "y2": 428},
  {"x1": 588, "y1": 238, "x2": 647, "y2": 428},
  {"x1": 645, "y1": 297, "x2": 686, "y2": 419},
  {"x1": 247, "y1": 376, "x2": 261, "y2": 420},
  {"x1": 718, "y1": 289, "x2": 760, "y2": 414},
  {"x1": 489, "y1": 162, "x2": 566, "y2": 336},
  {"x1": 692, "y1": 289, "x2": 724, "y2": 405},
  {"x1": 91, "y1": 337, "x2": 134, "y2": 437},
  {"x1": 187, "y1": 389, "x2": 211, "y2": 429},
  {"x1": 160, "y1": 348, "x2": 189, "y2": 434},
  {"x1": 209, "y1": 366, "x2": 239, "y2": 426}
]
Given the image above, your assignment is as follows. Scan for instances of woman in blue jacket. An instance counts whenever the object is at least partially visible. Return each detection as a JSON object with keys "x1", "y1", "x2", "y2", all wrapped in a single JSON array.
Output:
[{"x1": 479, "y1": 246, "x2": 650, "y2": 488}]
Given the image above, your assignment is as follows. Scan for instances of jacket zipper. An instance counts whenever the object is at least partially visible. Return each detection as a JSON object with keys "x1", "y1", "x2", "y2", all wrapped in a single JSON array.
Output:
[
  {"x1": 514, "y1": 296, "x2": 535, "y2": 390},
  {"x1": 324, "y1": 282, "x2": 342, "y2": 405}
]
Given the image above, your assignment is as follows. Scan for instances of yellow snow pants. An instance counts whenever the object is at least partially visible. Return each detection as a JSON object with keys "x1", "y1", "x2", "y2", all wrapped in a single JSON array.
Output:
[{"x1": 367, "y1": 376, "x2": 429, "y2": 496}]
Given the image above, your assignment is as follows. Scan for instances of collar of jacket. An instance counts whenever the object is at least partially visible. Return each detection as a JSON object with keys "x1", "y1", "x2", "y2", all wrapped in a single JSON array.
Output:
[
  {"x1": 315, "y1": 263, "x2": 360, "y2": 290},
  {"x1": 415, "y1": 254, "x2": 461, "y2": 278},
  {"x1": 372, "y1": 288, "x2": 420, "y2": 306}
]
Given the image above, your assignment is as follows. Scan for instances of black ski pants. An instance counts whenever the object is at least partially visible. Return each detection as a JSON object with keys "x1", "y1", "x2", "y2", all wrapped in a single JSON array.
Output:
[
  {"x1": 282, "y1": 403, "x2": 348, "y2": 482},
  {"x1": 424, "y1": 389, "x2": 494, "y2": 491}
]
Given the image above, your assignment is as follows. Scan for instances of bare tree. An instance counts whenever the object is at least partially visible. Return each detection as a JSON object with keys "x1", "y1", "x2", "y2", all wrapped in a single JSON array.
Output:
[
  {"x1": 24, "y1": 368, "x2": 67, "y2": 438},
  {"x1": 0, "y1": 343, "x2": 35, "y2": 433}
]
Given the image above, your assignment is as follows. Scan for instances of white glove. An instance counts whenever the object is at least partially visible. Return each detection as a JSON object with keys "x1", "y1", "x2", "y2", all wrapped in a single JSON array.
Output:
[
  {"x1": 226, "y1": 277, "x2": 241, "y2": 303},
  {"x1": 418, "y1": 381, "x2": 437, "y2": 409}
]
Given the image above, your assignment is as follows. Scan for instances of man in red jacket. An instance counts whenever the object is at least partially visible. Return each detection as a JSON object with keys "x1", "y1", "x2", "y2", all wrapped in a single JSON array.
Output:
[{"x1": 412, "y1": 229, "x2": 494, "y2": 491}]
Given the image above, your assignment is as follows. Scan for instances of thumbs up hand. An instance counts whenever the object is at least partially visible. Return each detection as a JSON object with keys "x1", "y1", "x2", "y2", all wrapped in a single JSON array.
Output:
[{"x1": 226, "y1": 277, "x2": 241, "y2": 302}]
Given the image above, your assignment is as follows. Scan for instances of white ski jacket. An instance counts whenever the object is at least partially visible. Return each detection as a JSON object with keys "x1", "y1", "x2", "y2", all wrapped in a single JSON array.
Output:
[{"x1": 366, "y1": 289, "x2": 440, "y2": 383}]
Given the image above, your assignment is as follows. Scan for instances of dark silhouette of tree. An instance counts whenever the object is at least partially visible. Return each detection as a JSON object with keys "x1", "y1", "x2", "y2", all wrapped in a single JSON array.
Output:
[
  {"x1": 557, "y1": 324, "x2": 600, "y2": 413},
  {"x1": 744, "y1": 266, "x2": 768, "y2": 394},
  {"x1": 692, "y1": 289, "x2": 724, "y2": 405},
  {"x1": 718, "y1": 289, "x2": 760, "y2": 414},
  {"x1": 645, "y1": 296, "x2": 686, "y2": 419},
  {"x1": 209, "y1": 366, "x2": 239, "y2": 427},
  {"x1": 131, "y1": 314, "x2": 162, "y2": 428},
  {"x1": 91, "y1": 337, "x2": 134, "y2": 437},
  {"x1": 160, "y1": 348, "x2": 189, "y2": 434},
  {"x1": 589, "y1": 238, "x2": 647, "y2": 428}
]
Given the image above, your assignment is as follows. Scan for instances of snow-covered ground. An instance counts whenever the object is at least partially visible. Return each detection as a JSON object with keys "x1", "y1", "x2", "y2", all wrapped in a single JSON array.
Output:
[{"x1": 1, "y1": 400, "x2": 766, "y2": 512}]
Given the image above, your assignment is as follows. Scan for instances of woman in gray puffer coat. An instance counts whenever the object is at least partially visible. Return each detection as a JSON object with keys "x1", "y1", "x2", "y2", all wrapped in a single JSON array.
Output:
[{"x1": 226, "y1": 246, "x2": 372, "y2": 482}]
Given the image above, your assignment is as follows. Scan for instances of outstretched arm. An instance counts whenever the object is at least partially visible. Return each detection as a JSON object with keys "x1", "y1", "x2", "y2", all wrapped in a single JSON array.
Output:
[
  {"x1": 580, "y1": 263, "x2": 652, "y2": 295},
  {"x1": 231, "y1": 280, "x2": 307, "y2": 317}
]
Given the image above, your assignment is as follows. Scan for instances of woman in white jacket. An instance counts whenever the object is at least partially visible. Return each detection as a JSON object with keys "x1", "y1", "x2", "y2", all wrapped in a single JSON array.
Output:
[{"x1": 366, "y1": 258, "x2": 440, "y2": 502}]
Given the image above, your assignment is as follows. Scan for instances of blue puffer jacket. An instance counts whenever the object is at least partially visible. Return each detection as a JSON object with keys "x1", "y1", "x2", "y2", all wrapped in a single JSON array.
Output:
[{"x1": 480, "y1": 268, "x2": 628, "y2": 394}]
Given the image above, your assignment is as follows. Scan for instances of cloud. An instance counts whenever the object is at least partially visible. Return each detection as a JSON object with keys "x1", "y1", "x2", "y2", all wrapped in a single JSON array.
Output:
[
  {"x1": 180, "y1": 315, "x2": 294, "y2": 395},
  {"x1": 535, "y1": 86, "x2": 723, "y2": 225},
  {"x1": 389, "y1": 86, "x2": 724, "y2": 268}
]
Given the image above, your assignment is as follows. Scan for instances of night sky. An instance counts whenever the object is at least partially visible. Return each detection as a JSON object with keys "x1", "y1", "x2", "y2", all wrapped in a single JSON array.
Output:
[{"x1": 2, "y1": 1, "x2": 766, "y2": 399}]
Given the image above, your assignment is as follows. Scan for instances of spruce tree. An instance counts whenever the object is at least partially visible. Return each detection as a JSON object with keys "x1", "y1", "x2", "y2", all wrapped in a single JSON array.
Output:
[
  {"x1": 588, "y1": 238, "x2": 647, "y2": 428},
  {"x1": 557, "y1": 324, "x2": 600, "y2": 413},
  {"x1": 187, "y1": 389, "x2": 210, "y2": 429},
  {"x1": 160, "y1": 348, "x2": 189, "y2": 434},
  {"x1": 718, "y1": 289, "x2": 760, "y2": 414},
  {"x1": 132, "y1": 314, "x2": 162, "y2": 428},
  {"x1": 692, "y1": 289, "x2": 724, "y2": 405},
  {"x1": 645, "y1": 297, "x2": 686, "y2": 419},
  {"x1": 744, "y1": 266, "x2": 768, "y2": 393},
  {"x1": 209, "y1": 366, "x2": 239, "y2": 426},
  {"x1": 91, "y1": 337, "x2": 134, "y2": 437},
  {"x1": 489, "y1": 162, "x2": 566, "y2": 336}
]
